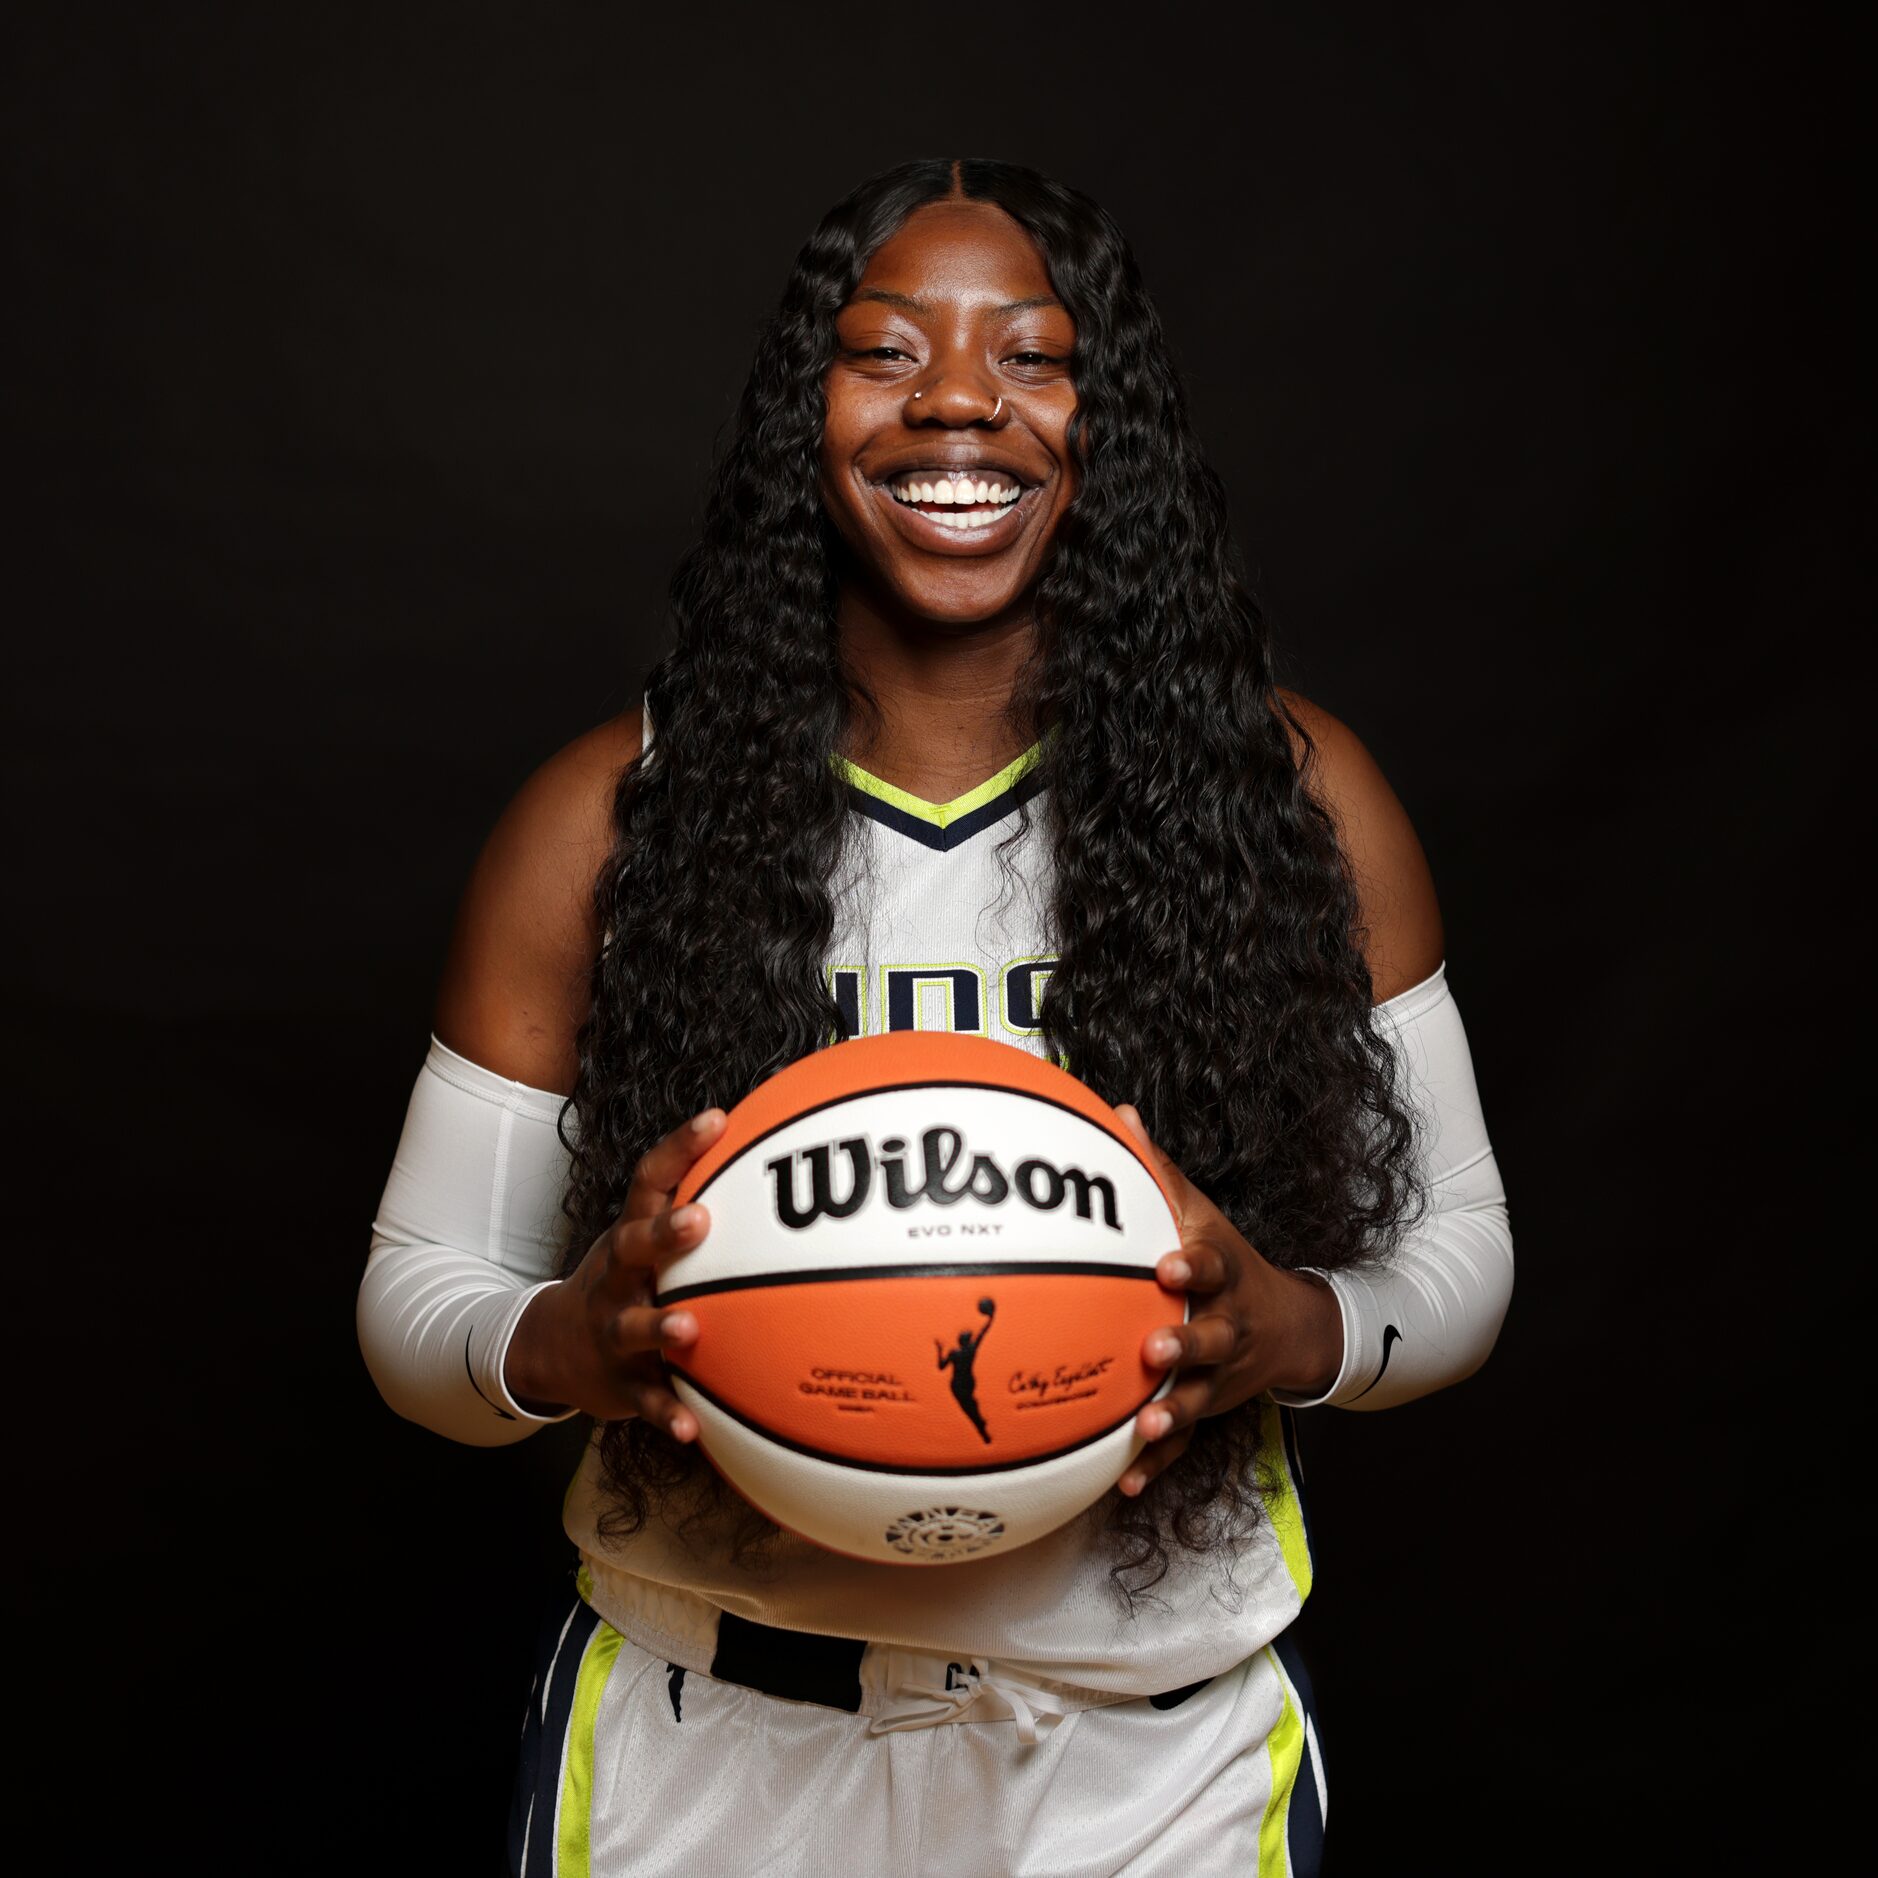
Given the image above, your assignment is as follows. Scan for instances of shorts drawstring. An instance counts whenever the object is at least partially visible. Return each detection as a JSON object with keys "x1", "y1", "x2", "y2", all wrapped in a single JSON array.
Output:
[{"x1": 864, "y1": 1647, "x2": 1077, "y2": 1743}]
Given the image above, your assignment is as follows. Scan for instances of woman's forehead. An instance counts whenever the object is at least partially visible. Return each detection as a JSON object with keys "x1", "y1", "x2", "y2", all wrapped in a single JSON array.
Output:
[{"x1": 850, "y1": 200, "x2": 1058, "y2": 311}]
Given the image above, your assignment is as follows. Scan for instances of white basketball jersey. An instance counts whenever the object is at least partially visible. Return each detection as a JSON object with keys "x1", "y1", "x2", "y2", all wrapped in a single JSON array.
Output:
[{"x1": 565, "y1": 739, "x2": 1315, "y2": 1697}]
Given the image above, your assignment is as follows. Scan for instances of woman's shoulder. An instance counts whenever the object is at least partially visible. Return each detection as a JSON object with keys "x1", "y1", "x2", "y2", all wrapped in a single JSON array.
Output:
[
  {"x1": 1274, "y1": 690, "x2": 1445, "y2": 1002},
  {"x1": 431, "y1": 708, "x2": 644, "y2": 1094}
]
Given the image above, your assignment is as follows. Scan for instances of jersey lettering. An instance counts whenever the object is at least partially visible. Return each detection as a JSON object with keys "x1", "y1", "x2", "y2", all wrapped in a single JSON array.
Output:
[
  {"x1": 829, "y1": 966, "x2": 865, "y2": 1039},
  {"x1": 1000, "y1": 956, "x2": 1055, "y2": 1036},
  {"x1": 885, "y1": 965, "x2": 984, "y2": 1034},
  {"x1": 826, "y1": 957, "x2": 1060, "y2": 1054}
]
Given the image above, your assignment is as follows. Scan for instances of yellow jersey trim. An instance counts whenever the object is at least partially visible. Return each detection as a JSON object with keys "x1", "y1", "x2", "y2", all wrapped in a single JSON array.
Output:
[{"x1": 835, "y1": 741, "x2": 1045, "y2": 829}]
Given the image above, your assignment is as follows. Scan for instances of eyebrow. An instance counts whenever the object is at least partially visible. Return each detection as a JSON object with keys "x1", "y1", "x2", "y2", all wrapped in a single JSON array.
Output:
[{"x1": 848, "y1": 289, "x2": 1064, "y2": 315}]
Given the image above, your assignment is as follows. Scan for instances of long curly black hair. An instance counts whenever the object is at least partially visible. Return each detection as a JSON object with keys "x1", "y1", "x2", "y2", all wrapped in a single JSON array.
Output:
[{"x1": 562, "y1": 158, "x2": 1419, "y2": 1593}]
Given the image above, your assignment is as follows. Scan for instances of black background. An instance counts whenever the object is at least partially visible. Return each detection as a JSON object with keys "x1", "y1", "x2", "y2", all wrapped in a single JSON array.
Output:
[{"x1": 10, "y1": 5, "x2": 1860, "y2": 1870}]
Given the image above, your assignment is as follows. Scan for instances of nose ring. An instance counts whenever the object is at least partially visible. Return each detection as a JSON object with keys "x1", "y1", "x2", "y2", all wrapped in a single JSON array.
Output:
[{"x1": 909, "y1": 392, "x2": 1005, "y2": 420}]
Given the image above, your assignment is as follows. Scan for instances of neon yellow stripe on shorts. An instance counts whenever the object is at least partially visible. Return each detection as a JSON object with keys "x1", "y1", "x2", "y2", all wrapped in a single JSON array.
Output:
[
  {"x1": 1258, "y1": 1657, "x2": 1306, "y2": 1877},
  {"x1": 1261, "y1": 1400, "x2": 1314, "y2": 1602},
  {"x1": 556, "y1": 1620, "x2": 625, "y2": 1878}
]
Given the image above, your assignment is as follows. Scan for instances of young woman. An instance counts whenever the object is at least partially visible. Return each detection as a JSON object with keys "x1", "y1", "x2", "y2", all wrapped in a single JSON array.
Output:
[{"x1": 360, "y1": 158, "x2": 1513, "y2": 1877}]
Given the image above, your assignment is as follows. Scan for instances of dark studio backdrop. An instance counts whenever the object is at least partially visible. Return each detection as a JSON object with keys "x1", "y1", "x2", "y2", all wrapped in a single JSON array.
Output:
[{"x1": 9, "y1": 5, "x2": 1860, "y2": 1870}]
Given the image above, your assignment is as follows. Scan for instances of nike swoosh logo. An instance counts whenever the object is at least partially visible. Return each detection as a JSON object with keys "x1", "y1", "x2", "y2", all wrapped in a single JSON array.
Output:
[
  {"x1": 1348, "y1": 1325, "x2": 1400, "y2": 1402},
  {"x1": 465, "y1": 1326, "x2": 516, "y2": 1420}
]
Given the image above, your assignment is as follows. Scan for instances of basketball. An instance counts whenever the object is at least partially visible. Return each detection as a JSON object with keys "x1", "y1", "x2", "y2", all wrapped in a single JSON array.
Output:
[{"x1": 661, "y1": 1030, "x2": 1187, "y2": 1565}]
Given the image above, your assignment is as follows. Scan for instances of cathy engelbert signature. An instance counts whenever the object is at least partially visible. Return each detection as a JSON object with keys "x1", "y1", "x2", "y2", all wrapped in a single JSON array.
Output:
[
  {"x1": 1007, "y1": 1354, "x2": 1115, "y2": 1409},
  {"x1": 797, "y1": 1354, "x2": 1114, "y2": 1412}
]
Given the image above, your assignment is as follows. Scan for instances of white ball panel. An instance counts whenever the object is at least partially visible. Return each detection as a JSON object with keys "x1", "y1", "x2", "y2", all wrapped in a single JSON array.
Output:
[
  {"x1": 676, "y1": 1377, "x2": 1149, "y2": 1565},
  {"x1": 662, "y1": 1085, "x2": 1176, "y2": 1296}
]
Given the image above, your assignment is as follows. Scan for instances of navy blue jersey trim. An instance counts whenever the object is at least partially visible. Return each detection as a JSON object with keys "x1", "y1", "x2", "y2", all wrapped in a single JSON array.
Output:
[
  {"x1": 844, "y1": 766, "x2": 1045, "y2": 851},
  {"x1": 1279, "y1": 1406, "x2": 1318, "y2": 1562},
  {"x1": 511, "y1": 1583, "x2": 602, "y2": 1878},
  {"x1": 1272, "y1": 1629, "x2": 1326, "y2": 1876}
]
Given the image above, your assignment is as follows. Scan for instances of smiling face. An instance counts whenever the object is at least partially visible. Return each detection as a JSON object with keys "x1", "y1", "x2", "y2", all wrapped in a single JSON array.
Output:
[{"x1": 819, "y1": 198, "x2": 1079, "y2": 631}]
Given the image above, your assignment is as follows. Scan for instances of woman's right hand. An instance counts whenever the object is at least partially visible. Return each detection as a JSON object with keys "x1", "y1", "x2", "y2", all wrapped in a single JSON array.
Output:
[{"x1": 502, "y1": 1107, "x2": 728, "y2": 1438}]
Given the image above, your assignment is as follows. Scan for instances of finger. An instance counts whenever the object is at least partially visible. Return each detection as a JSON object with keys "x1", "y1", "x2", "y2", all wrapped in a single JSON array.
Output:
[
  {"x1": 608, "y1": 1200, "x2": 712, "y2": 1274},
  {"x1": 1134, "y1": 1374, "x2": 1214, "y2": 1445},
  {"x1": 652, "y1": 1201, "x2": 711, "y2": 1261},
  {"x1": 1143, "y1": 1311, "x2": 1239, "y2": 1372},
  {"x1": 1118, "y1": 1422, "x2": 1196, "y2": 1497},
  {"x1": 606, "y1": 1303, "x2": 700, "y2": 1360},
  {"x1": 1156, "y1": 1240, "x2": 1231, "y2": 1295},
  {"x1": 1113, "y1": 1102, "x2": 1152, "y2": 1151},
  {"x1": 1113, "y1": 1103, "x2": 1191, "y2": 1210},
  {"x1": 1113, "y1": 1102, "x2": 1171, "y2": 1180},
  {"x1": 625, "y1": 1109, "x2": 729, "y2": 1220},
  {"x1": 631, "y1": 1376, "x2": 699, "y2": 1444}
]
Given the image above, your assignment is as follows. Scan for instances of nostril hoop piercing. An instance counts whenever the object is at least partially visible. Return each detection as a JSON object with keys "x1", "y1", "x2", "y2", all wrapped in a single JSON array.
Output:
[{"x1": 909, "y1": 392, "x2": 1003, "y2": 416}]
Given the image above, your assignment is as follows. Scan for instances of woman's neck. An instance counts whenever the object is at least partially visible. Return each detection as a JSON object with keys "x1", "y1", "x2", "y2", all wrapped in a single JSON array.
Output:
[{"x1": 835, "y1": 586, "x2": 1042, "y2": 802}]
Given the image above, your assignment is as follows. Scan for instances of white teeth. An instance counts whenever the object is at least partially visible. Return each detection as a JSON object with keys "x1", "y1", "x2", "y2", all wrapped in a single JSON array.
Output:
[
  {"x1": 887, "y1": 475, "x2": 1025, "y2": 507},
  {"x1": 929, "y1": 508, "x2": 1005, "y2": 530}
]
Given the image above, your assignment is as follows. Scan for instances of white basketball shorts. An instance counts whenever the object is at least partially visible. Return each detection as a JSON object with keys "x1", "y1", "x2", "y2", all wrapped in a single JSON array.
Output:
[{"x1": 508, "y1": 1570, "x2": 1327, "y2": 1877}]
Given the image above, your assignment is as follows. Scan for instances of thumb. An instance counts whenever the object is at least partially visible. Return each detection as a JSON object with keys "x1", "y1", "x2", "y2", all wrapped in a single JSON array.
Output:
[
  {"x1": 1113, "y1": 1102, "x2": 1153, "y2": 1152},
  {"x1": 1113, "y1": 1103, "x2": 1188, "y2": 1204}
]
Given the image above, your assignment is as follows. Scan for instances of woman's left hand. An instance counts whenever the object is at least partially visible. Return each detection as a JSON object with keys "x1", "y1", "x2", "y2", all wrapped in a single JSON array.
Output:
[{"x1": 1113, "y1": 1103, "x2": 1346, "y2": 1497}]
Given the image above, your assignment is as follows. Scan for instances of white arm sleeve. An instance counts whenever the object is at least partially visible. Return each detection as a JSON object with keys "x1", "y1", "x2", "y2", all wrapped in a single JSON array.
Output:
[
  {"x1": 356, "y1": 1038, "x2": 581, "y2": 1446},
  {"x1": 1270, "y1": 963, "x2": 1513, "y2": 1412}
]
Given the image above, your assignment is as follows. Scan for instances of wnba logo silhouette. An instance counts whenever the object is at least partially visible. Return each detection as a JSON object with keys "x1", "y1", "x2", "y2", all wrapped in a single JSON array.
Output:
[{"x1": 937, "y1": 1298, "x2": 997, "y2": 1444}]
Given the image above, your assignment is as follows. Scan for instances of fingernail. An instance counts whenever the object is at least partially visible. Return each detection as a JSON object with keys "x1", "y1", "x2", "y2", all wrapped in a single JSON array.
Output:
[
  {"x1": 1160, "y1": 1258, "x2": 1191, "y2": 1286},
  {"x1": 690, "y1": 1111, "x2": 719, "y2": 1135},
  {"x1": 671, "y1": 1414, "x2": 696, "y2": 1443},
  {"x1": 1143, "y1": 1409, "x2": 1171, "y2": 1439},
  {"x1": 661, "y1": 1311, "x2": 697, "y2": 1342},
  {"x1": 1147, "y1": 1333, "x2": 1180, "y2": 1364},
  {"x1": 671, "y1": 1205, "x2": 701, "y2": 1231},
  {"x1": 1119, "y1": 1472, "x2": 1144, "y2": 1497}
]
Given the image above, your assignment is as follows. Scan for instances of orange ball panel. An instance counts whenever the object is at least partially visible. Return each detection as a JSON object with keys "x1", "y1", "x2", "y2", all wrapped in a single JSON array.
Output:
[
  {"x1": 674, "y1": 1030, "x2": 1167, "y2": 1211},
  {"x1": 670, "y1": 1270, "x2": 1177, "y2": 1471}
]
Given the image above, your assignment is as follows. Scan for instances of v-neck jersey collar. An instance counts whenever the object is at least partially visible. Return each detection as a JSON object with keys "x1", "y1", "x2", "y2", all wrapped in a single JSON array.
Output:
[{"x1": 836, "y1": 741, "x2": 1047, "y2": 852}]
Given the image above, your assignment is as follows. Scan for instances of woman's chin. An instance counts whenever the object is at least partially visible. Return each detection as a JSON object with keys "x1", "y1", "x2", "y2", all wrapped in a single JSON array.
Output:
[{"x1": 865, "y1": 563, "x2": 1042, "y2": 633}]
